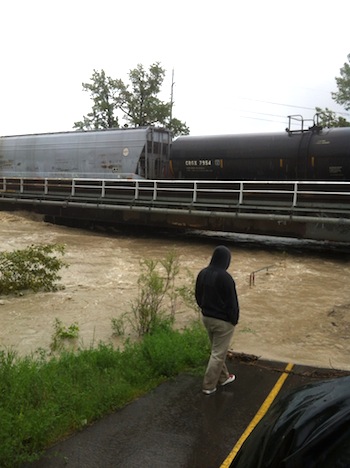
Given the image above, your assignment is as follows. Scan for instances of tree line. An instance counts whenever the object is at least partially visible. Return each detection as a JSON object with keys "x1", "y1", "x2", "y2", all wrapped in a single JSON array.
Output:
[
  {"x1": 74, "y1": 62, "x2": 189, "y2": 136},
  {"x1": 74, "y1": 56, "x2": 350, "y2": 135}
]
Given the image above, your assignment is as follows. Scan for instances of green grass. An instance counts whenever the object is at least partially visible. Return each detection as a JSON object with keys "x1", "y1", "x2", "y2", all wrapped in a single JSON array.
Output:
[{"x1": 0, "y1": 322, "x2": 209, "y2": 467}]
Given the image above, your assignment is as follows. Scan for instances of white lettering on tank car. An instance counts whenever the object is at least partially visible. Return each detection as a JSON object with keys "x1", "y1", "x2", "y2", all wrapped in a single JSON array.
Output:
[
  {"x1": 185, "y1": 160, "x2": 213, "y2": 167},
  {"x1": 329, "y1": 166, "x2": 343, "y2": 174}
]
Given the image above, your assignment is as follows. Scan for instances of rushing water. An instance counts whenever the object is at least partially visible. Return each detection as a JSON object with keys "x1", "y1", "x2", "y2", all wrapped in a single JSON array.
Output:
[{"x1": 1, "y1": 211, "x2": 350, "y2": 370}]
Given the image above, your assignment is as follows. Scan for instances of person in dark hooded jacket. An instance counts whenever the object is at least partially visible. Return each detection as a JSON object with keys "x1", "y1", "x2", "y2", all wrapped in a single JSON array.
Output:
[{"x1": 195, "y1": 245, "x2": 239, "y2": 394}]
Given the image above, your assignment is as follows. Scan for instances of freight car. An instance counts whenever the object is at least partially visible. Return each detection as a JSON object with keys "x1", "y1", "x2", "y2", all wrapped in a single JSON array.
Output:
[
  {"x1": 0, "y1": 127, "x2": 171, "y2": 180},
  {"x1": 1, "y1": 116, "x2": 350, "y2": 182},
  {"x1": 170, "y1": 124, "x2": 350, "y2": 181}
]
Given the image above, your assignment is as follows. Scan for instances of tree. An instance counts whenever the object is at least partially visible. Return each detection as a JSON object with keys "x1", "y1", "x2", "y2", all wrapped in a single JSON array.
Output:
[
  {"x1": 315, "y1": 107, "x2": 350, "y2": 128},
  {"x1": 331, "y1": 53, "x2": 350, "y2": 111},
  {"x1": 74, "y1": 70, "x2": 119, "y2": 130},
  {"x1": 74, "y1": 63, "x2": 189, "y2": 136},
  {"x1": 316, "y1": 54, "x2": 350, "y2": 127},
  {"x1": 118, "y1": 63, "x2": 170, "y2": 127},
  {"x1": 167, "y1": 117, "x2": 191, "y2": 137}
]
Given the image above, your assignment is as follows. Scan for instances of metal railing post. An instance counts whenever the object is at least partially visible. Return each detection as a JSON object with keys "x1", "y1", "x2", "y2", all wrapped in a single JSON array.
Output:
[
  {"x1": 193, "y1": 181, "x2": 197, "y2": 203},
  {"x1": 239, "y1": 182, "x2": 244, "y2": 204},
  {"x1": 292, "y1": 182, "x2": 298, "y2": 207}
]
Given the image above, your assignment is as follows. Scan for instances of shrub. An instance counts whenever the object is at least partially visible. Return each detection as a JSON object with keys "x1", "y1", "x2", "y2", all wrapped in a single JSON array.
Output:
[
  {"x1": 130, "y1": 251, "x2": 180, "y2": 336},
  {"x1": 176, "y1": 268, "x2": 201, "y2": 318},
  {"x1": 111, "y1": 313, "x2": 127, "y2": 336},
  {"x1": 0, "y1": 244, "x2": 67, "y2": 295},
  {"x1": 50, "y1": 318, "x2": 80, "y2": 352}
]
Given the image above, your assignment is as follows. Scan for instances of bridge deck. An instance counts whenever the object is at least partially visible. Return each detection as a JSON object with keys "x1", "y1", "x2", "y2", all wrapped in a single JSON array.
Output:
[{"x1": 1, "y1": 178, "x2": 350, "y2": 243}]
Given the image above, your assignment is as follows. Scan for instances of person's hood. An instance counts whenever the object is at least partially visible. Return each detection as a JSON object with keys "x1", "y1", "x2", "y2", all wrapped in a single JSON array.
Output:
[{"x1": 209, "y1": 245, "x2": 231, "y2": 270}]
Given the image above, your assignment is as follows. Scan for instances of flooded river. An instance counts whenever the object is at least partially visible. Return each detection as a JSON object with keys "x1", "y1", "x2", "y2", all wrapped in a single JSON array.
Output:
[{"x1": 1, "y1": 211, "x2": 350, "y2": 370}]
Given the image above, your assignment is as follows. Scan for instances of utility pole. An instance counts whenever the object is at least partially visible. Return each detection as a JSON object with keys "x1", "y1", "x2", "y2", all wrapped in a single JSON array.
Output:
[{"x1": 170, "y1": 69, "x2": 175, "y2": 123}]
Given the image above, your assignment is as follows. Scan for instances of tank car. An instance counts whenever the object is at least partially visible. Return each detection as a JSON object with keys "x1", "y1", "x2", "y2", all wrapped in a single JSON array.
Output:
[
  {"x1": 169, "y1": 126, "x2": 350, "y2": 181},
  {"x1": 0, "y1": 127, "x2": 171, "y2": 180}
]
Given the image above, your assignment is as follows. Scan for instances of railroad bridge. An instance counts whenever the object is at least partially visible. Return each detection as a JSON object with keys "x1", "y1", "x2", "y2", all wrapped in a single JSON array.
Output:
[{"x1": 1, "y1": 177, "x2": 350, "y2": 244}]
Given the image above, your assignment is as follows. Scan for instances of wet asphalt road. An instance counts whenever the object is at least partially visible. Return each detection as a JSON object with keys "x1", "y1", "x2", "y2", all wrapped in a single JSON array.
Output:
[{"x1": 22, "y1": 356, "x2": 350, "y2": 468}]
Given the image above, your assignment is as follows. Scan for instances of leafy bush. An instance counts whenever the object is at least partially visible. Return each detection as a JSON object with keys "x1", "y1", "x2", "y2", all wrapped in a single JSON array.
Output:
[
  {"x1": 111, "y1": 313, "x2": 127, "y2": 336},
  {"x1": 0, "y1": 244, "x2": 67, "y2": 295},
  {"x1": 50, "y1": 318, "x2": 80, "y2": 352},
  {"x1": 176, "y1": 268, "x2": 201, "y2": 318},
  {"x1": 130, "y1": 251, "x2": 180, "y2": 336},
  {"x1": 113, "y1": 251, "x2": 200, "y2": 337}
]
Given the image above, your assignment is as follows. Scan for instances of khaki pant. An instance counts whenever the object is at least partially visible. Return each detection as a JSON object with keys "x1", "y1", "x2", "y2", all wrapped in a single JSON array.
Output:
[{"x1": 202, "y1": 316, "x2": 235, "y2": 391}]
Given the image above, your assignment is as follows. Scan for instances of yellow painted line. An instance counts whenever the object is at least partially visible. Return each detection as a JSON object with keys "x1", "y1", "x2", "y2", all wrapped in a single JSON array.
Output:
[{"x1": 220, "y1": 362, "x2": 294, "y2": 468}]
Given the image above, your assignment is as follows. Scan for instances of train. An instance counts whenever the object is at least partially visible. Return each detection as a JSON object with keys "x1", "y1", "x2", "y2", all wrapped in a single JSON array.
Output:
[
  {"x1": 0, "y1": 127, "x2": 172, "y2": 181},
  {"x1": 1, "y1": 116, "x2": 350, "y2": 181}
]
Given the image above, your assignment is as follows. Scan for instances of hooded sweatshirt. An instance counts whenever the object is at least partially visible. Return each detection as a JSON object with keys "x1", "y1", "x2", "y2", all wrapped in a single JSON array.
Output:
[{"x1": 195, "y1": 246, "x2": 239, "y2": 325}]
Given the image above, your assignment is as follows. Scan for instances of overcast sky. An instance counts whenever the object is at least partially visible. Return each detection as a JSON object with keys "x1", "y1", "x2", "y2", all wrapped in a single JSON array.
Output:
[{"x1": 1, "y1": 0, "x2": 349, "y2": 137}]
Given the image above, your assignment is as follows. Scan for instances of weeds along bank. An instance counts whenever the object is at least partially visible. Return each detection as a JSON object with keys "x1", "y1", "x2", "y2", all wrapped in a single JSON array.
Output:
[
  {"x1": 0, "y1": 242, "x2": 200, "y2": 353},
  {"x1": 0, "y1": 323, "x2": 209, "y2": 467},
  {"x1": 0, "y1": 212, "x2": 203, "y2": 354},
  {"x1": 0, "y1": 244, "x2": 209, "y2": 466}
]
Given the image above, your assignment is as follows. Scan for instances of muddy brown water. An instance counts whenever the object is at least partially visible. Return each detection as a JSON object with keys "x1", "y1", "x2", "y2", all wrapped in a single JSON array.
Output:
[{"x1": 1, "y1": 211, "x2": 350, "y2": 370}]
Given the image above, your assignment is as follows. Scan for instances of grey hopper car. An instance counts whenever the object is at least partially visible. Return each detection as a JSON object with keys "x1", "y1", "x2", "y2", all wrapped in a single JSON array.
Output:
[{"x1": 0, "y1": 127, "x2": 171, "y2": 180}]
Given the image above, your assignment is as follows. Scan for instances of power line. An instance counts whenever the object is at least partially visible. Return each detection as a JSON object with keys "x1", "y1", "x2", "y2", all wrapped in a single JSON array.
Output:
[
  {"x1": 238, "y1": 110, "x2": 289, "y2": 119},
  {"x1": 239, "y1": 115, "x2": 287, "y2": 125},
  {"x1": 240, "y1": 97, "x2": 316, "y2": 111},
  {"x1": 240, "y1": 97, "x2": 350, "y2": 116}
]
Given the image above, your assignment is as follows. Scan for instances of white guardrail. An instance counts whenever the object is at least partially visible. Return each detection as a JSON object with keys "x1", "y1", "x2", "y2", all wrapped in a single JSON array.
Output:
[{"x1": 1, "y1": 178, "x2": 350, "y2": 215}]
